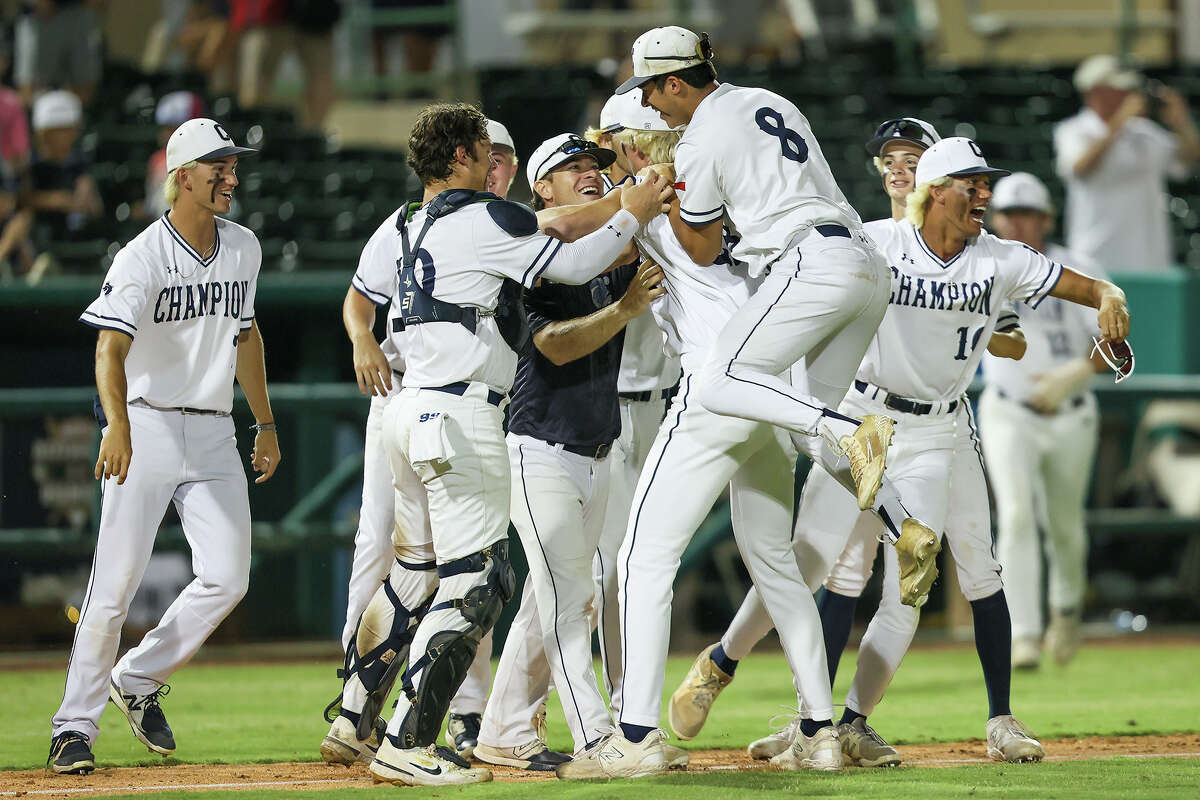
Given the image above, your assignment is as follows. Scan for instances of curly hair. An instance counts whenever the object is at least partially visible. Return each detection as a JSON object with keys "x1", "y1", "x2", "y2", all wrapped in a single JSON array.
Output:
[
  {"x1": 906, "y1": 176, "x2": 951, "y2": 229},
  {"x1": 407, "y1": 103, "x2": 489, "y2": 185}
]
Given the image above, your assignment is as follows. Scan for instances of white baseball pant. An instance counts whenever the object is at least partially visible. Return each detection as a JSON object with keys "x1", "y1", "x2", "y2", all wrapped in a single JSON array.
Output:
[
  {"x1": 53, "y1": 405, "x2": 251, "y2": 744},
  {"x1": 476, "y1": 579, "x2": 552, "y2": 749},
  {"x1": 978, "y1": 387, "x2": 1097, "y2": 640},
  {"x1": 619, "y1": 373, "x2": 832, "y2": 726}
]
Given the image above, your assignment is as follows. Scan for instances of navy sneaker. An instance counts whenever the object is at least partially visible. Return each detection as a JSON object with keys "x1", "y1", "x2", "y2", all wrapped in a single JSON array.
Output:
[
  {"x1": 109, "y1": 679, "x2": 176, "y2": 755},
  {"x1": 48, "y1": 730, "x2": 95, "y2": 774}
]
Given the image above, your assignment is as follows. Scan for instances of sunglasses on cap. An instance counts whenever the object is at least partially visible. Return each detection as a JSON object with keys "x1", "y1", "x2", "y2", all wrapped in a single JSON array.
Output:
[
  {"x1": 535, "y1": 136, "x2": 599, "y2": 180},
  {"x1": 1091, "y1": 337, "x2": 1135, "y2": 383},
  {"x1": 866, "y1": 118, "x2": 938, "y2": 155},
  {"x1": 644, "y1": 31, "x2": 714, "y2": 63}
]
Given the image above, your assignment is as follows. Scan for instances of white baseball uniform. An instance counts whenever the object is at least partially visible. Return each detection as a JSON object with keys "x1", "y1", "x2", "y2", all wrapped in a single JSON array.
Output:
[
  {"x1": 720, "y1": 217, "x2": 1066, "y2": 715},
  {"x1": 380, "y1": 195, "x2": 642, "y2": 747},
  {"x1": 54, "y1": 213, "x2": 261, "y2": 745},
  {"x1": 980, "y1": 244, "x2": 1102, "y2": 642}
]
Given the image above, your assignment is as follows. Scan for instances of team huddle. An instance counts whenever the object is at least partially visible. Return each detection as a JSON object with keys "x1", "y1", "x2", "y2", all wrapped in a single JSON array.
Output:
[{"x1": 48, "y1": 25, "x2": 1134, "y2": 786}]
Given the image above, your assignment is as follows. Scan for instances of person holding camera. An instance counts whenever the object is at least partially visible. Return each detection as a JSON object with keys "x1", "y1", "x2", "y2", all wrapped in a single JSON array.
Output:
[{"x1": 1054, "y1": 54, "x2": 1200, "y2": 273}]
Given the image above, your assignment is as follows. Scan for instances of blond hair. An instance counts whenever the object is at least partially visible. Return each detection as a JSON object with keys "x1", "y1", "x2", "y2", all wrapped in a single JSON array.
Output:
[
  {"x1": 583, "y1": 127, "x2": 605, "y2": 145},
  {"x1": 612, "y1": 128, "x2": 683, "y2": 166},
  {"x1": 872, "y1": 156, "x2": 886, "y2": 176},
  {"x1": 163, "y1": 160, "x2": 199, "y2": 208},
  {"x1": 905, "y1": 176, "x2": 951, "y2": 229}
]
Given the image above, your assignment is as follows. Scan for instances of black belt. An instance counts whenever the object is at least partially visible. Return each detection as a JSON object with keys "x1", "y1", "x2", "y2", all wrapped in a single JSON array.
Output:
[
  {"x1": 853, "y1": 380, "x2": 957, "y2": 416},
  {"x1": 815, "y1": 223, "x2": 851, "y2": 238},
  {"x1": 551, "y1": 441, "x2": 612, "y2": 460},
  {"x1": 996, "y1": 388, "x2": 1087, "y2": 415},
  {"x1": 130, "y1": 399, "x2": 228, "y2": 416},
  {"x1": 423, "y1": 382, "x2": 506, "y2": 407},
  {"x1": 618, "y1": 388, "x2": 672, "y2": 402}
]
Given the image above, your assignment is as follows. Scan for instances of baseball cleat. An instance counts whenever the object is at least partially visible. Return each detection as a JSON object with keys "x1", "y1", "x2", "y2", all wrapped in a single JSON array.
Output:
[
  {"x1": 986, "y1": 715, "x2": 1044, "y2": 763},
  {"x1": 748, "y1": 715, "x2": 801, "y2": 760},
  {"x1": 446, "y1": 712, "x2": 482, "y2": 758},
  {"x1": 1044, "y1": 610, "x2": 1082, "y2": 666},
  {"x1": 668, "y1": 643, "x2": 734, "y2": 740},
  {"x1": 474, "y1": 740, "x2": 571, "y2": 771},
  {"x1": 838, "y1": 414, "x2": 894, "y2": 510},
  {"x1": 320, "y1": 714, "x2": 385, "y2": 766},
  {"x1": 663, "y1": 742, "x2": 690, "y2": 769},
  {"x1": 555, "y1": 729, "x2": 670, "y2": 780},
  {"x1": 1012, "y1": 636, "x2": 1041, "y2": 671},
  {"x1": 109, "y1": 678, "x2": 175, "y2": 755},
  {"x1": 895, "y1": 518, "x2": 940, "y2": 607},
  {"x1": 769, "y1": 724, "x2": 842, "y2": 771},
  {"x1": 838, "y1": 718, "x2": 901, "y2": 767},
  {"x1": 48, "y1": 730, "x2": 95, "y2": 775},
  {"x1": 370, "y1": 740, "x2": 493, "y2": 786}
]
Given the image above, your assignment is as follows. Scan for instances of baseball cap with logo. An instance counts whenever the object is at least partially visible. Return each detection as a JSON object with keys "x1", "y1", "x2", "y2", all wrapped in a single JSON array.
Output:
[
  {"x1": 166, "y1": 118, "x2": 258, "y2": 172},
  {"x1": 486, "y1": 119, "x2": 515, "y2": 151},
  {"x1": 615, "y1": 26, "x2": 714, "y2": 95},
  {"x1": 1073, "y1": 54, "x2": 1141, "y2": 93},
  {"x1": 526, "y1": 133, "x2": 616, "y2": 191},
  {"x1": 865, "y1": 117, "x2": 941, "y2": 156},
  {"x1": 156, "y1": 91, "x2": 207, "y2": 128},
  {"x1": 991, "y1": 172, "x2": 1054, "y2": 214},
  {"x1": 914, "y1": 137, "x2": 1010, "y2": 187},
  {"x1": 32, "y1": 90, "x2": 82, "y2": 132}
]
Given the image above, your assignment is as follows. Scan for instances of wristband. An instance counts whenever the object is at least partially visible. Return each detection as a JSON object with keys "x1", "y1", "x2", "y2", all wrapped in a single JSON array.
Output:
[{"x1": 252, "y1": 422, "x2": 277, "y2": 433}]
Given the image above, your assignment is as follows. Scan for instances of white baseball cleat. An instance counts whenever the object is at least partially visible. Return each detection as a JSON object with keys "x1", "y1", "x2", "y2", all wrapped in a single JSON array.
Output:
[
  {"x1": 1012, "y1": 636, "x2": 1041, "y2": 671},
  {"x1": 1044, "y1": 610, "x2": 1082, "y2": 666},
  {"x1": 474, "y1": 740, "x2": 571, "y2": 771},
  {"x1": 370, "y1": 740, "x2": 493, "y2": 786},
  {"x1": 769, "y1": 724, "x2": 842, "y2": 771},
  {"x1": 986, "y1": 715, "x2": 1044, "y2": 763},
  {"x1": 837, "y1": 414, "x2": 894, "y2": 510},
  {"x1": 747, "y1": 715, "x2": 801, "y2": 760},
  {"x1": 663, "y1": 743, "x2": 690, "y2": 769},
  {"x1": 555, "y1": 729, "x2": 670, "y2": 780},
  {"x1": 668, "y1": 643, "x2": 734, "y2": 740},
  {"x1": 838, "y1": 718, "x2": 901, "y2": 767},
  {"x1": 320, "y1": 715, "x2": 384, "y2": 766}
]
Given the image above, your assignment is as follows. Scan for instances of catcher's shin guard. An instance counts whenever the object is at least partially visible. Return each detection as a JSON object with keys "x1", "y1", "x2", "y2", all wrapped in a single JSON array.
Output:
[{"x1": 393, "y1": 540, "x2": 515, "y2": 749}]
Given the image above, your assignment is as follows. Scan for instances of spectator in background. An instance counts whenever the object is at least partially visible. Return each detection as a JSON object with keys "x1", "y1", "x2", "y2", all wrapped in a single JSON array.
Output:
[
  {"x1": 371, "y1": 0, "x2": 449, "y2": 99},
  {"x1": 26, "y1": 89, "x2": 102, "y2": 281},
  {"x1": 144, "y1": 2, "x2": 235, "y2": 96},
  {"x1": 13, "y1": 0, "x2": 104, "y2": 106},
  {"x1": 141, "y1": 90, "x2": 207, "y2": 219},
  {"x1": 1055, "y1": 55, "x2": 1200, "y2": 273},
  {"x1": 0, "y1": 40, "x2": 34, "y2": 281},
  {"x1": 230, "y1": 0, "x2": 337, "y2": 129}
]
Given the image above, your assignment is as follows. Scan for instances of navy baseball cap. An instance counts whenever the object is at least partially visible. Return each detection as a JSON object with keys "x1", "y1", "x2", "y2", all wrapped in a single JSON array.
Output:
[{"x1": 865, "y1": 117, "x2": 940, "y2": 156}]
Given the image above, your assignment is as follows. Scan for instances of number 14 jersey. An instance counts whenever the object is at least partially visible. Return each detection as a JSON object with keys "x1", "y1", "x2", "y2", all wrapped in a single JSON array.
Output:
[
  {"x1": 674, "y1": 82, "x2": 862, "y2": 278},
  {"x1": 858, "y1": 218, "x2": 1065, "y2": 403}
]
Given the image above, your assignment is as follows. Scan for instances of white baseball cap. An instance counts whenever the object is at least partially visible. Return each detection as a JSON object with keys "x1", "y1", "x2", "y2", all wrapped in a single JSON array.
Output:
[
  {"x1": 166, "y1": 118, "x2": 258, "y2": 172},
  {"x1": 526, "y1": 133, "x2": 616, "y2": 191},
  {"x1": 32, "y1": 90, "x2": 82, "y2": 132},
  {"x1": 865, "y1": 117, "x2": 940, "y2": 156},
  {"x1": 615, "y1": 26, "x2": 713, "y2": 95},
  {"x1": 602, "y1": 90, "x2": 677, "y2": 133},
  {"x1": 486, "y1": 119, "x2": 515, "y2": 151},
  {"x1": 156, "y1": 90, "x2": 207, "y2": 127},
  {"x1": 991, "y1": 172, "x2": 1054, "y2": 214},
  {"x1": 914, "y1": 137, "x2": 1011, "y2": 187},
  {"x1": 1074, "y1": 54, "x2": 1140, "y2": 93}
]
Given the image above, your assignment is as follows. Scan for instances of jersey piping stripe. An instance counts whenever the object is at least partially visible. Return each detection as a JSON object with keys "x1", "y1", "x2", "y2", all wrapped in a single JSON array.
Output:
[
  {"x1": 593, "y1": 546, "x2": 618, "y2": 700},
  {"x1": 161, "y1": 214, "x2": 221, "y2": 266},
  {"x1": 80, "y1": 318, "x2": 135, "y2": 338},
  {"x1": 723, "y1": 271, "x2": 821, "y2": 415},
  {"x1": 619, "y1": 374, "x2": 691, "y2": 724},
  {"x1": 351, "y1": 276, "x2": 390, "y2": 306},
  {"x1": 679, "y1": 205, "x2": 723, "y2": 226},
  {"x1": 81, "y1": 310, "x2": 137, "y2": 331},
  {"x1": 913, "y1": 228, "x2": 967, "y2": 269},
  {"x1": 524, "y1": 240, "x2": 563, "y2": 287},
  {"x1": 516, "y1": 443, "x2": 589, "y2": 739},
  {"x1": 1026, "y1": 261, "x2": 1063, "y2": 309},
  {"x1": 521, "y1": 238, "x2": 555, "y2": 286},
  {"x1": 961, "y1": 400, "x2": 997, "y2": 558}
]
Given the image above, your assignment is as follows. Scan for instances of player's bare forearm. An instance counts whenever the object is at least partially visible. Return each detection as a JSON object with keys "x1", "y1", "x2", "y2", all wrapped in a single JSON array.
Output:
[
  {"x1": 94, "y1": 330, "x2": 133, "y2": 482},
  {"x1": 538, "y1": 191, "x2": 623, "y2": 242},
  {"x1": 1049, "y1": 267, "x2": 1130, "y2": 341},
  {"x1": 235, "y1": 321, "x2": 281, "y2": 482},
  {"x1": 533, "y1": 303, "x2": 635, "y2": 366},
  {"x1": 343, "y1": 288, "x2": 391, "y2": 395},
  {"x1": 668, "y1": 201, "x2": 722, "y2": 265},
  {"x1": 986, "y1": 328, "x2": 1026, "y2": 360}
]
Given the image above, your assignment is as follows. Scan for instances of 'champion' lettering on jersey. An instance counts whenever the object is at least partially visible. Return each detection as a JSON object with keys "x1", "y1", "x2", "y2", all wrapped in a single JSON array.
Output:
[
  {"x1": 152, "y1": 280, "x2": 249, "y2": 323},
  {"x1": 887, "y1": 265, "x2": 993, "y2": 317}
]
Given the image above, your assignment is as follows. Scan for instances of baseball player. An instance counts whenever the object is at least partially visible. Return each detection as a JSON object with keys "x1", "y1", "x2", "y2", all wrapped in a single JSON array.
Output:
[
  {"x1": 49, "y1": 119, "x2": 273, "y2": 775},
  {"x1": 980, "y1": 172, "x2": 1109, "y2": 669},
  {"x1": 365, "y1": 103, "x2": 669, "y2": 786},
  {"x1": 667, "y1": 120, "x2": 1032, "y2": 768},
  {"x1": 585, "y1": 93, "x2": 634, "y2": 191},
  {"x1": 474, "y1": 133, "x2": 667, "y2": 770},
  {"x1": 321, "y1": 120, "x2": 541, "y2": 765}
]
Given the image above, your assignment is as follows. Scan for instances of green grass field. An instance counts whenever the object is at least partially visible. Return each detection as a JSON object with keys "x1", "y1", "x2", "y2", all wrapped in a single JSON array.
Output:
[{"x1": 4, "y1": 639, "x2": 1198, "y2": 797}]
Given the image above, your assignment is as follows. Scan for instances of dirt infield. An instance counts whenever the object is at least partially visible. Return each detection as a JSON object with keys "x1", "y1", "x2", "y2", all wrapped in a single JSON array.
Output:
[{"x1": 4, "y1": 734, "x2": 1198, "y2": 797}]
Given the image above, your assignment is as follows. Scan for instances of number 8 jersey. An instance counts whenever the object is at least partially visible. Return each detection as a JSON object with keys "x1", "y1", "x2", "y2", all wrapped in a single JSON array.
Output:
[
  {"x1": 674, "y1": 82, "x2": 862, "y2": 278},
  {"x1": 858, "y1": 218, "x2": 1064, "y2": 403}
]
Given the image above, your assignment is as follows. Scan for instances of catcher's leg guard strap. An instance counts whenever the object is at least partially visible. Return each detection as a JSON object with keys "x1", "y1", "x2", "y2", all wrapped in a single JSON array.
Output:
[{"x1": 393, "y1": 540, "x2": 515, "y2": 748}]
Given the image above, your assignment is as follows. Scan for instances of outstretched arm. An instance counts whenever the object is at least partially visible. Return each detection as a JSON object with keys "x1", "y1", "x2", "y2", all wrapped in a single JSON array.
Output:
[{"x1": 1049, "y1": 267, "x2": 1130, "y2": 342}]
